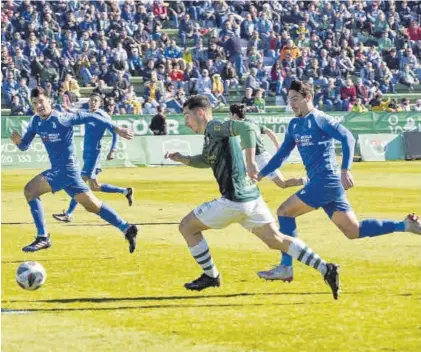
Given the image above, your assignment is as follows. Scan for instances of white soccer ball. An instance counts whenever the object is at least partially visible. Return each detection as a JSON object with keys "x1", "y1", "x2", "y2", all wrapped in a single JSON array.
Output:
[{"x1": 16, "y1": 261, "x2": 46, "y2": 290}]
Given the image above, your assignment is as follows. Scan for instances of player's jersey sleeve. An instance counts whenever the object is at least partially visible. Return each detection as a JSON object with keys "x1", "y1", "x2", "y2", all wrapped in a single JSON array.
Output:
[
  {"x1": 17, "y1": 116, "x2": 37, "y2": 151},
  {"x1": 95, "y1": 110, "x2": 119, "y2": 151},
  {"x1": 314, "y1": 113, "x2": 355, "y2": 170},
  {"x1": 259, "y1": 121, "x2": 296, "y2": 178},
  {"x1": 189, "y1": 154, "x2": 211, "y2": 168},
  {"x1": 207, "y1": 120, "x2": 256, "y2": 148},
  {"x1": 57, "y1": 110, "x2": 116, "y2": 132}
]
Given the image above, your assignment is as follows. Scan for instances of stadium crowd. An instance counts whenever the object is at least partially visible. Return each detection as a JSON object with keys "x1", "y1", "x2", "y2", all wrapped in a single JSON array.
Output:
[{"x1": 1, "y1": 0, "x2": 421, "y2": 116}]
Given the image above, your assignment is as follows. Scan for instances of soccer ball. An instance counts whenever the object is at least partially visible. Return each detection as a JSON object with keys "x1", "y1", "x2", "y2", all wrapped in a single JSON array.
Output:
[{"x1": 16, "y1": 261, "x2": 46, "y2": 290}]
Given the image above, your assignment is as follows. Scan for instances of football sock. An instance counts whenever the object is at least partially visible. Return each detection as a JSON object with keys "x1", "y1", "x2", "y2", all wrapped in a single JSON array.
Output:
[
  {"x1": 66, "y1": 199, "x2": 78, "y2": 216},
  {"x1": 28, "y1": 198, "x2": 47, "y2": 237},
  {"x1": 98, "y1": 203, "x2": 129, "y2": 233},
  {"x1": 278, "y1": 216, "x2": 297, "y2": 267},
  {"x1": 189, "y1": 239, "x2": 219, "y2": 278},
  {"x1": 100, "y1": 184, "x2": 126, "y2": 194},
  {"x1": 286, "y1": 238, "x2": 327, "y2": 276},
  {"x1": 358, "y1": 219, "x2": 406, "y2": 238}
]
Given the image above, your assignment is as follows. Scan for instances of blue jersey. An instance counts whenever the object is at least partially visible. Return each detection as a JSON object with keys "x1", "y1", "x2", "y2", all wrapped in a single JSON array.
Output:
[
  {"x1": 260, "y1": 109, "x2": 355, "y2": 181},
  {"x1": 83, "y1": 109, "x2": 118, "y2": 155},
  {"x1": 17, "y1": 110, "x2": 116, "y2": 169}
]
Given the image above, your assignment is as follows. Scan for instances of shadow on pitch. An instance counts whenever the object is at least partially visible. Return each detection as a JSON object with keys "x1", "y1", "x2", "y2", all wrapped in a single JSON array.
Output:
[
  {"x1": 2, "y1": 301, "x2": 325, "y2": 314},
  {"x1": 5, "y1": 291, "x2": 337, "y2": 304}
]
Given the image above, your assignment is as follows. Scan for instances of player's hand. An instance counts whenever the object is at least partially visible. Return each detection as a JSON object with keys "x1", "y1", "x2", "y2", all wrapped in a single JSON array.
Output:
[
  {"x1": 341, "y1": 169, "x2": 354, "y2": 190},
  {"x1": 107, "y1": 150, "x2": 116, "y2": 160},
  {"x1": 164, "y1": 151, "x2": 183, "y2": 163},
  {"x1": 11, "y1": 131, "x2": 22, "y2": 145},
  {"x1": 247, "y1": 162, "x2": 259, "y2": 181},
  {"x1": 115, "y1": 126, "x2": 134, "y2": 140}
]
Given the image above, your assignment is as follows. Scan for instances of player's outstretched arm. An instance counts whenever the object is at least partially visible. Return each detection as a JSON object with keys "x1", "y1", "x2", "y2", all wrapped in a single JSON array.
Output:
[
  {"x1": 164, "y1": 152, "x2": 210, "y2": 168},
  {"x1": 107, "y1": 130, "x2": 118, "y2": 160},
  {"x1": 262, "y1": 126, "x2": 280, "y2": 149},
  {"x1": 11, "y1": 118, "x2": 36, "y2": 151},
  {"x1": 257, "y1": 127, "x2": 296, "y2": 181}
]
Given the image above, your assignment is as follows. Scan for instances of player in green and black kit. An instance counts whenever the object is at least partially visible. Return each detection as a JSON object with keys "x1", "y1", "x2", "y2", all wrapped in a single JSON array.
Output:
[
  {"x1": 165, "y1": 95, "x2": 341, "y2": 299},
  {"x1": 229, "y1": 103, "x2": 306, "y2": 189}
]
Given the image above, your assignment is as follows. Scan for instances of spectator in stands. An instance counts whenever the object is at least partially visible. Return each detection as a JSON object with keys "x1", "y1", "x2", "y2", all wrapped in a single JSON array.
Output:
[
  {"x1": 360, "y1": 61, "x2": 376, "y2": 87},
  {"x1": 211, "y1": 73, "x2": 227, "y2": 106},
  {"x1": 323, "y1": 58, "x2": 342, "y2": 80},
  {"x1": 56, "y1": 87, "x2": 71, "y2": 110},
  {"x1": 400, "y1": 47, "x2": 419, "y2": 71},
  {"x1": 144, "y1": 77, "x2": 162, "y2": 114},
  {"x1": 121, "y1": 85, "x2": 142, "y2": 115},
  {"x1": 351, "y1": 98, "x2": 368, "y2": 113},
  {"x1": 165, "y1": 40, "x2": 182, "y2": 60},
  {"x1": 340, "y1": 78, "x2": 357, "y2": 111},
  {"x1": 377, "y1": 61, "x2": 394, "y2": 93},
  {"x1": 149, "y1": 105, "x2": 167, "y2": 135},
  {"x1": 322, "y1": 78, "x2": 341, "y2": 112},
  {"x1": 221, "y1": 61, "x2": 238, "y2": 96},
  {"x1": 355, "y1": 78, "x2": 371, "y2": 105},
  {"x1": 163, "y1": 83, "x2": 182, "y2": 113},
  {"x1": 62, "y1": 73, "x2": 80, "y2": 99},
  {"x1": 245, "y1": 68, "x2": 262, "y2": 95},
  {"x1": 280, "y1": 39, "x2": 300, "y2": 61},
  {"x1": 128, "y1": 47, "x2": 143, "y2": 76},
  {"x1": 386, "y1": 98, "x2": 403, "y2": 112},
  {"x1": 399, "y1": 64, "x2": 420, "y2": 90},
  {"x1": 253, "y1": 88, "x2": 266, "y2": 113},
  {"x1": 2, "y1": 71, "x2": 19, "y2": 105},
  {"x1": 414, "y1": 99, "x2": 421, "y2": 112},
  {"x1": 400, "y1": 98, "x2": 411, "y2": 112},
  {"x1": 169, "y1": 62, "x2": 185, "y2": 90},
  {"x1": 195, "y1": 69, "x2": 218, "y2": 106},
  {"x1": 223, "y1": 34, "x2": 243, "y2": 79},
  {"x1": 10, "y1": 95, "x2": 26, "y2": 115},
  {"x1": 242, "y1": 88, "x2": 258, "y2": 112},
  {"x1": 337, "y1": 50, "x2": 355, "y2": 78}
]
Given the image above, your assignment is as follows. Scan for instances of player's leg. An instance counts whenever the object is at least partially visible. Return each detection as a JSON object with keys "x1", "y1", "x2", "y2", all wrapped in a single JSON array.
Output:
[
  {"x1": 53, "y1": 175, "x2": 90, "y2": 223},
  {"x1": 97, "y1": 170, "x2": 134, "y2": 207},
  {"x1": 330, "y1": 209, "x2": 421, "y2": 239},
  {"x1": 179, "y1": 198, "x2": 242, "y2": 291},
  {"x1": 22, "y1": 173, "x2": 53, "y2": 252},
  {"x1": 252, "y1": 222, "x2": 340, "y2": 299},
  {"x1": 257, "y1": 193, "x2": 315, "y2": 280}
]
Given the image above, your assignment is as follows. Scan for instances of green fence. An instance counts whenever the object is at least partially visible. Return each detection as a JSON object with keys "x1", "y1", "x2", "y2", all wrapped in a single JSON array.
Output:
[
  {"x1": 2, "y1": 112, "x2": 421, "y2": 138},
  {"x1": 1, "y1": 112, "x2": 420, "y2": 169}
]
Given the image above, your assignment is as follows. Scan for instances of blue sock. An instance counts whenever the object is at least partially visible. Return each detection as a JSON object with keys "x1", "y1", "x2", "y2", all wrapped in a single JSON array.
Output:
[
  {"x1": 278, "y1": 216, "x2": 297, "y2": 267},
  {"x1": 28, "y1": 198, "x2": 47, "y2": 236},
  {"x1": 100, "y1": 184, "x2": 126, "y2": 194},
  {"x1": 66, "y1": 199, "x2": 78, "y2": 216},
  {"x1": 359, "y1": 219, "x2": 406, "y2": 238},
  {"x1": 98, "y1": 203, "x2": 129, "y2": 233}
]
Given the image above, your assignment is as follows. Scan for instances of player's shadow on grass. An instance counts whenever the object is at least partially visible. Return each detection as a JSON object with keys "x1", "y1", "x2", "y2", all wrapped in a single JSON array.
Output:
[
  {"x1": 5, "y1": 291, "x2": 334, "y2": 305},
  {"x1": 2, "y1": 301, "x2": 326, "y2": 314},
  {"x1": 1, "y1": 257, "x2": 115, "y2": 264}
]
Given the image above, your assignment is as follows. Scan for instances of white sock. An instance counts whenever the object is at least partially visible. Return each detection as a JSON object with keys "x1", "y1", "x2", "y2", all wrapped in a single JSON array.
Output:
[
  {"x1": 189, "y1": 239, "x2": 219, "y2": 278},
  {"x1": 286, "y1": 238, "x2": 327, "y2": 276}
]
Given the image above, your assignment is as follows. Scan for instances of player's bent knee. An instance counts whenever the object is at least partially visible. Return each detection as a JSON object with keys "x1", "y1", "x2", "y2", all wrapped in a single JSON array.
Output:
[
  {"x1": 88, "y1": 180, "x2": 101, "y2": 192},
  {"x1": 24, "y1": 183, "x2": 36, "y2": 201},
  {"x1": 277, "y1": 204, "x2": 290, "y2": 217},
  {"x1": 341, "y1": 225, "x2": 359, "y2": 239}
]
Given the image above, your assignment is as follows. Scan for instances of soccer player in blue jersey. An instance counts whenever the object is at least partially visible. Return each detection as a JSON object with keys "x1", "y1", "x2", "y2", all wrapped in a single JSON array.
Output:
[
  {"x1": 253, "y1": 80, "x2": 421, "y2": 282},
  {"x1": 52, "y1": 93, "x2": 134, "y2": 223},
  {"x1": 10, "y1": 88, "x2": 138, "y2": 253}
]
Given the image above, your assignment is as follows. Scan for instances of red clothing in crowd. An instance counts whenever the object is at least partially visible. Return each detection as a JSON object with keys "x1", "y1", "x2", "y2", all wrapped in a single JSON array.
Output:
[
  {"x1": 153, "y1": 4, "x2": 167, "y2": 17},
  {"x1": 169, "y1": 70, "x2": 184, "y2": 82},
  {"x1": 408, "y1": 25, "x2": 421, "y2": 41}
]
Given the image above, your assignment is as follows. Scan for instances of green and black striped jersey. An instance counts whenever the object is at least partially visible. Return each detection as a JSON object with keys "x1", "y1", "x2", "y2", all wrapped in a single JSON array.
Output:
[{"x1": 190, "y1": 119, "x2": 261, "y2": 202}]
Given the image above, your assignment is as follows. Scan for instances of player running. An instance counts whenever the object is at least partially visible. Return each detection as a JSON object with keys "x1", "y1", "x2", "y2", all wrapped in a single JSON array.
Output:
[
  {"x1": 10, "y1": 88, "x2": 138, "y2": 253},
  {"x1": 229, "y1": 103, "x2": 306, "y2": 189},
  {"x1": 165, "y1": 95, "x2": 341, "y2": 299},
  {"x1": 253, "y1": 80, "x2": 421, "y2": 282},
  {"x1": 52, "y1": 93, "x2": 134, "y2": 223}
]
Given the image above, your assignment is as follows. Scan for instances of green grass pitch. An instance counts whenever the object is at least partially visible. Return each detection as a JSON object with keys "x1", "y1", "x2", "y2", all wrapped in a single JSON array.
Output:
[{"x1": 2, "y1": 162, "x2": 421, "y2": 352}]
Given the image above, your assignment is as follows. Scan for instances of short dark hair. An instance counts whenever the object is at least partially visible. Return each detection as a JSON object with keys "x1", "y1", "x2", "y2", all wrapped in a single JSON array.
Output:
[
  {"x1": 288, "y1": 80, "x2": 314, "y2": 98},
  {"x1": 30, "y1": 87, "x2": 46, "y2": 99},
  {"x1": 183, "y1": 95, "x2": 212, "y2": 112},
  {"x1": 230, "y1": 104, "x2": 246, "y2": 119},
  {"x1": 89, "y1": 92, "x2": 103, "y2": 101}
]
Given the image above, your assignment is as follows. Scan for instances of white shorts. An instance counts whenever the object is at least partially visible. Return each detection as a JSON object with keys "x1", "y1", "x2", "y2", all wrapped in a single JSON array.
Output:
[
  {"x1": 256, "y1": 151, "x2": 281, "y2": 180},
  {"x1": 193, "y1": 196, "x2": 274, "y2": 231}
]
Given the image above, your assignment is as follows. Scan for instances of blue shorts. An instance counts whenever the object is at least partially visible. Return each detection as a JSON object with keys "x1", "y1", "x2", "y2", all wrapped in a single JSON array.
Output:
[
  {"x1": 81, "y1": 152, "x2": 102, "y2": 180},
  {"x1": 42, "y1": 166, "x2": 89, "y2": 198},
  {"x1": 296, "y1": 178, "x2": 352, "y2": 218}
]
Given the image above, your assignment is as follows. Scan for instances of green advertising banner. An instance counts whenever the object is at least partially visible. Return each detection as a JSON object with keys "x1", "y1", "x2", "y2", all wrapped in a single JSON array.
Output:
[{"x1": 2, "y1": 112, "x2": 421, "y2": 138}]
